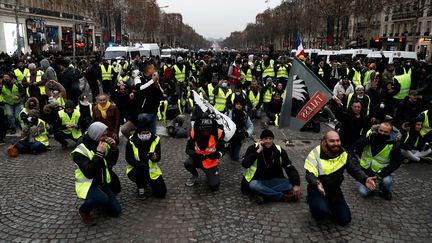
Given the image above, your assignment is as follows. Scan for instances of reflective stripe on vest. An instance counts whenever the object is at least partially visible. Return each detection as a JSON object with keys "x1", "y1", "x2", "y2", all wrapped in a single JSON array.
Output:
[
  {"x1": 101, "y1": 65, "x2": 113, "y2": 81},
  {"x1": 214, "y1": 88, "x2": 232, "y2": 112},
  {"x1": 420, "y1": 110, "x2": 431, "y2": 136},
  {"x1": 245, "y1": 145, "x2": 282, "y2": 182},
  {"x1": 70, "y1": 143, "x2": 111, "y2": 199},
  {"x1": 190, "y1": 128, "x2": 223, "y2": 169},
  {"x1": 207, "y1": 84, "x2": 215, "y2": 104},
  {"x1": 24, "y1": 70, "x2": 45, "y2": 96},
  {"x1": 318, "y1": 67, "x2": 324, "y2": 78},
  {"x1": 304, "y1": 146, "x2": 348, "y2": 177},
  {"x1": 276, "y1": 65, "x2": 289, "y2": 79},
  {"x1": 262, "y1": 60, "x2": 275, "y2": 78},
  {"x1": 34, "y1": 119, "x2": 49, "y2": 146},
  {"x1": 14, "y1": 68, "x2": 30, "y2": 82},
  {"x1": 1, "y1": 83, "x2": 21, "y2": 105},
  {"x1": 157, "y1": 100, "x2": 168, "y2": 121},
  {"x1": 126, "y1": 136, "x2": 162, "y2": 180},
  {"x1": 360, "y1": 144, "x2": 392, "y2": 173},
  {"x1": 174, "y1": 65, "x2": 186, "y2": 83},
  {"x1": 393, "y1": 73, "x2": 411, "y2": 100},
  {"x1": 58, "y1": 109, "x2": 82, "y2": 139},
  {"x1": 351, "y1": 68, "x2": 361, "y2": 87},
  {"x1": 403, "y1": 133, "x2": 419, "y2": 148},
  {"x1": 249, "y1": 90, "x2": 260, "y2": 108}
]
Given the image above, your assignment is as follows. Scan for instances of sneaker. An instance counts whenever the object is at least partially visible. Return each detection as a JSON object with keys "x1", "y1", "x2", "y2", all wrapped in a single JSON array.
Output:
[
  {"x1": 137, "y1": 187, "x2": 146, "y2": 199},
  {"x1": 185, "y1": 175, "x2": 198, "y2": 187},
  {"x1": 379, "y1": 191, "x2": 392, "y2": 201},
  {"x1": 79, "y1": 210, "x2": 96, "y2": 226}
]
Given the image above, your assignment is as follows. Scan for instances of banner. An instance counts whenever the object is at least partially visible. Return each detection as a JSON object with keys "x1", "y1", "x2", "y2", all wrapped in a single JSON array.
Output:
[{"x1": 279, "y1": 58, "x2": 333, "y2": 130}]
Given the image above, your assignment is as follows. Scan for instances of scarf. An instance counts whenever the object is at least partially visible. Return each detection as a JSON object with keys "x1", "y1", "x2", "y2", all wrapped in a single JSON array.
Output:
[{"x1": 97, "y1": 101, "x2": 111, "y2": 119}]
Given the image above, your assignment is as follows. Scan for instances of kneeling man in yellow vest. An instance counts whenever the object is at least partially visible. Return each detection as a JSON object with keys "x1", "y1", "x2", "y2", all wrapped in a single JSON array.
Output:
[
  {"x1": 70, "y1": 122, "x2": 121, "y2": 225},
  {"x1": 304, "y1": 131, "x2": 376, "y2": 226},
  {"x1": 54, "y1": 100, "x2": 83, "y2": 149},
  {"x1": 15, "y1": 109, "x2": 49, "y2": 155},
  {"x1": 125, "y1": 122, "x2": 167, "y2": 199},
  {"x1": 355, "y1": 122, "x2": 402, "y2": 200}
]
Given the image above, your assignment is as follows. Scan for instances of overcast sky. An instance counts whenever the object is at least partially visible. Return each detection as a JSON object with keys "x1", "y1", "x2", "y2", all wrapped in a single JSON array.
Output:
[{"x1": 156, "y1": 0, "x2": 281, "y2": 39}]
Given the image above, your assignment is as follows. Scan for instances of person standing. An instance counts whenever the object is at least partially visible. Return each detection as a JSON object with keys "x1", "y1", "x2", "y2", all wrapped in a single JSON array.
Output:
[
  {"x1": 241, "y1": 129, "x2": 301, "y2": 203},
  {"x1": 1, "y1": 72, "x2": 24, "y2": 134},
  {"x1": 227, "y1": 98, "x2": 253, "y2": 161},
  {"x1": 125, "y1": 123, "x2": 167, "y2": 199},
  {"x1": 70, "y1": 122, "x2": 121, "y2": 225},
  {"x1": 304, "y1": 131, "x2": 376, "y2": 226},
  {"x1": 184, "y1": 117, "x2": 224, "y2": 191}
]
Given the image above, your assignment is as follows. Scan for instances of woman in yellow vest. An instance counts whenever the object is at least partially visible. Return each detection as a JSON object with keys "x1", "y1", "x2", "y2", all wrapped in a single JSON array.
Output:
[
  {"x1": 125, "y1": 122, "x2": 166, "y2": 199},
  {"x1": 54, "y1": 100, "x2": 83, "y2": 149},
  {"x1": 70, "y1": 122, "x2": 121, "y2": 225},
  {"x1": 15, "y1": 109, "x2": 49, "y2": 155}
]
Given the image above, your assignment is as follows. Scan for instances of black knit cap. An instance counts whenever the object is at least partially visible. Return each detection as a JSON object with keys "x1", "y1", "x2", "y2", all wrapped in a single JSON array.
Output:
[{"x1": 260, "y1": 129, "x2": 274, "y2": 139}]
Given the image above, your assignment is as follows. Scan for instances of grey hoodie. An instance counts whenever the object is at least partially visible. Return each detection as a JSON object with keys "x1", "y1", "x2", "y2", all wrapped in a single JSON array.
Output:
[{"x1": 40, "y1": 59, "x2": 57, "y2": 81}]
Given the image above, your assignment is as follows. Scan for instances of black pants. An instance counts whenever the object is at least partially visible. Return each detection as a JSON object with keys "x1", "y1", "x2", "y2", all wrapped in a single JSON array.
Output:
[
  {"x1": 101, "y1": 80, "x2": 113, "y2": 95},
  {"x1": 184, "y1": 157, "x2": 220, "y2": 191},
  {"x1": 127, "y1": 166, "x2": 167, "y2": 198},
  {"x1": 0, "y1": 106, "x2": 7, "y2": 139},
  {"x1": 54, "y1": 131, "x2": 81, "y2": 145}
]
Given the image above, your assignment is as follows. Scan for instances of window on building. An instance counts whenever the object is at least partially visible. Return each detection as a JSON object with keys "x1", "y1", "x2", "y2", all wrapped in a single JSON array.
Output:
[
  {"x1": 384, "y1": 25, "x2": 388, "y2": 35},
  {"x1": 427, "y1": 21, "x2": 431, "y2": 33},
  {"x1": 391, "y1": 24, "x2": 394, "y2": 34},
  {"x1": 418, "y1": 22, "x2": 422, "y2": 33}
]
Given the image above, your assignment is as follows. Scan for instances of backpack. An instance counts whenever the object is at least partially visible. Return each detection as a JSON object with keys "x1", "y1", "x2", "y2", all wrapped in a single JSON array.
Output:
[{"x1": 163, "y1": 65, "x2": 174, "y2": 81}]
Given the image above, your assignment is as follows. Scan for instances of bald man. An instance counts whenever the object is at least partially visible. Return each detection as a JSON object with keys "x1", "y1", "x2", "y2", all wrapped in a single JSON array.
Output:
[{"x1": 304, "y1": 130, "x2": 376, "y2": 226}]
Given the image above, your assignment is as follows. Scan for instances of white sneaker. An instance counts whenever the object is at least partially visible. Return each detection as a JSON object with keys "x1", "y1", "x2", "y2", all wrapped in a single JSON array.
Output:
[{"x1": 185, "y1": 175, "x2": 198, "y2": 187}]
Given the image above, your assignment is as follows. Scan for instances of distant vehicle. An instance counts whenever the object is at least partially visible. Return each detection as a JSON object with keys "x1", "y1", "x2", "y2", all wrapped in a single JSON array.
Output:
[
  {"x1": 161, "y1": 48, "x2": 173, "y2": 60},
  {"x1": 366, "y1": 51, "x2": 418, "y2": 63},
  {"x1": 338, "y1": 49, "x2": 372, "y2": 61},
  {"x1": 137, "y1": 43, "x2": 160, "y2": 58},
  {"x1": 317, "y1": 50, "x2": 340, "y2": 63},
  {"x1": 104, "y1": 46, "x2": 140, "y2": 60}
]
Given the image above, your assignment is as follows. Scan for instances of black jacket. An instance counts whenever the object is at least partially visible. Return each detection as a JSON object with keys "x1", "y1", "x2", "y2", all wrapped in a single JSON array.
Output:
[{"x1": 242, "y1": 144, "x2": 300, "y2": 186}]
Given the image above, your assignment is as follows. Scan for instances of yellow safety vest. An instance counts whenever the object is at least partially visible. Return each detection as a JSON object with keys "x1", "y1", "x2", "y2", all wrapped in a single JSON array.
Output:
[
  {"x1": 276, "y1": 65, "x2": 289, "y2": 79},
  {"x1": 126, "y1": 136, "x2": 162, "y2": 180},
  {"x1": 318, "y1": 67, "x2": 324, "y2": 78},
  {"x1": 207, "y1": 84, "x2": 215, "y2": 104},
  {"x1": 174, "y1": 65, "x2": 186, "y2": 83},
  {"x1": 214, "y1": 88, "x2": 232, "y2": 112},
  {"x1": 363, "y1": 70, "x2": 374, "y2": 87},
  {"x1": 249, "y1": 90, "x2": 260, "y2": 108},
  {"x1": 241, "y1": 69, "x2": 253, "y2": 83},
  {"x1": 117, "y1": 75, "x2": 129, "y2": 83},
  {"x1": 360, "y1": 142, "x2": 392, "y2": 173},
  {"x1": 101, "y1": 65, "x2": 113, "y2": 81},
  {"x1": 304, "y1": 145, "x2": 348, "y2": 177},
  {"x1": 1, "y1": 83, "x2": 21, "y2": 105},
  {"x1": 14, "y1": 68, "x2": 30, "y2": 83},
  {"x1": 262, "y1": 60, "x2": 275, "y2": 79},
  {"x1": 263, "y1": 88, "x2": 272, "y2": 103},
  {"x1": 351, "y1": 68, "x2": 361, "y2": 87},
  {"x1": 24, "y1": 70, "x2": 46, "y2": 96},
  {"x1": 393, "y1": 73, "x2": 411, "y2": 100},
  {"x1": 70, "y1": 143, "x2": 111, "y2": 199},
  {"x1": 403, "y1": 133, "x2": 419, "y2": 148},
  {"x1": 58, "y1": 109, "x2": 82, "y2": 139},
  {"x1": 403, "y1": 67, "x2": 412, "y2": 76},
  {"x1": 245, "y1": 145, "x2": 282, "y2": 182},
  {"x1": 346, "y1": 93, "x2": 370, "y2": 117},
  {"x1": 420, "y1": 110, "x2": 431, "y2": 136}
]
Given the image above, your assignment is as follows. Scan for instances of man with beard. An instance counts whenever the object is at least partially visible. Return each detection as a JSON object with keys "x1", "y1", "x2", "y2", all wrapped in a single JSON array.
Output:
[
  {"x1": 241, "y1": 129, "x2": 301, "y2": 203},
  {"x1": 304, "y1": 131, "x2": 376, "y2": 226},
  {"x1": 356, "y1": 122, "x2": 402, "y2": 200},
  {"x1": 184, "y1": 117, "x2": 225, "y2": 191}
]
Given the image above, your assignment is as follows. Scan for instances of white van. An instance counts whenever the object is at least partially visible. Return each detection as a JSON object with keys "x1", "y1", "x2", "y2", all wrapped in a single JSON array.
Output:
[
  {"x1": 339, "y1": 49, "x2": 372, "y2": 61},
  {"x1": 138, "y1": 43, "x2": 160, "y2": 58},
  {"x1": 366, "y1": 51, "x2": 417, "y2": 63},
  {"x1": 317, "y1": 50, "x2": 339, "y2": 63},
  {"x1": 161, "y1": 48, "x2": 173, "y2": 60},
  {"x1": 104, "y1": 46, "x2": 140, "y2": 60}
]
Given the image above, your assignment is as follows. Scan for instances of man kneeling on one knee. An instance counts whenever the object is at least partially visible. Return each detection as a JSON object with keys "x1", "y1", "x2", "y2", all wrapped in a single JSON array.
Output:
[{"x1": 241, "y1": 129, "x2": 301, "y2": 202}]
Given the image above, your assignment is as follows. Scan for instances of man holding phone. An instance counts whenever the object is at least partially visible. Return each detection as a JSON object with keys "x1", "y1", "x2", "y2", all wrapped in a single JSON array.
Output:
[{"x1": 241, "y1": 129, "x2": 301, "y2": 203}]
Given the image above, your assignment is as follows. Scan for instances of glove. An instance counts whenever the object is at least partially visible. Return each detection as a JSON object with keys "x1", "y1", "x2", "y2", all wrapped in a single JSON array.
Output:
[{"x1": 207, "y1": 152, "x2": 220, "y2": 160}]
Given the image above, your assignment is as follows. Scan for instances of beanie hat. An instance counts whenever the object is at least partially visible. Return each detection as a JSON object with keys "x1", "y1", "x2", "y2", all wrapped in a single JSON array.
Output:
[
  {"x1": 87, "y1": 122, "x2": 108, "y2": 141},
  {"x1": 260, "y1": 129, "x2": 274, "y2": 139},
  {"x1": 65, "y1": 100, "x2": 75, "y2": 109}
]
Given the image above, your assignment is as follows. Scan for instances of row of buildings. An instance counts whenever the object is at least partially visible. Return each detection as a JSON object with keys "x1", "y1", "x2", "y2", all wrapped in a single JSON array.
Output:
[
  {"x1": 223, "y1": 0, "x2": 432, "y2": 61},
  {"x1": 0, "y1": 0, "x2": 208, "y2": 57}
]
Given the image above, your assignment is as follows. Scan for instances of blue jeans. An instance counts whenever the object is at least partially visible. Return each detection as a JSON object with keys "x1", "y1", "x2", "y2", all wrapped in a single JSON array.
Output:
[
  {"x1": 248, "y1": 178, "x2": 293, "y2": 201},
  {"x1": 307, "y1": 187, "x2": 352, "y2": 226},
  {"x1": 137, "y1": 113, "x2": 157, "y2": 135},
  {"x1": 357, "y1": 175, "x2": 393, "y2": 197},
  {"x1": 230, "y1": 141, "x2": 242, "y2": 160},
  {"x1": 4, "y1": 103, "x2": 22, "y2": 129},
  {"x1": 15, "y1": 140, "x2": 46, "y2": 154},
  {"x1": 80, "y1": 186, "x2": 121, "y2": 217}
]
